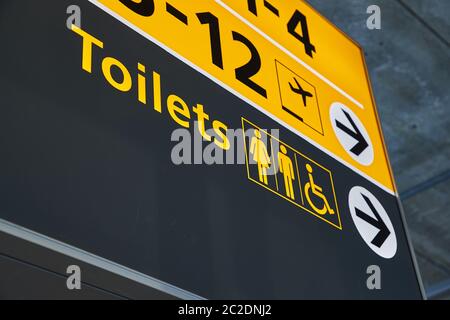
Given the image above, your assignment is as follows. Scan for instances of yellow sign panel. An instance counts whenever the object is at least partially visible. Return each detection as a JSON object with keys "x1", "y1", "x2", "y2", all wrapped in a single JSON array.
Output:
[
  {"x1": 222, "y1": 0, "x2": 373, "y2": 110},
  {"x1": 91, "y1": 0, "x2": 395, "y2": 193}
]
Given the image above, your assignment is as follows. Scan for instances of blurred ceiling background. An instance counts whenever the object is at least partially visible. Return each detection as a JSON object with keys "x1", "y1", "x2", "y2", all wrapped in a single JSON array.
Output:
[{"x1": 306, "y1": 0, "x2": 450, "y2": 299}]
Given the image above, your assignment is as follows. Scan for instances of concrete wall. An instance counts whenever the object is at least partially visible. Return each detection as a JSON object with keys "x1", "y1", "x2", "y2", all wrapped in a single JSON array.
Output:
[{"x1": 306, "y1": 0, "x2": 450, "y2": 299}]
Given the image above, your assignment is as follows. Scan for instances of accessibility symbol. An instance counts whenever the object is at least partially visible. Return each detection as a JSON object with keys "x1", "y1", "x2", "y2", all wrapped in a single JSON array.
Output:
[
  {"x1": 304, "y1": 164, "x2": 335, "y2": 216},
  {"x1": 348, "y1": 186, "x2": 397, "y2": 259},
  {"x1": 330, "y1": 102, "x2": 374, "y2": 166}
]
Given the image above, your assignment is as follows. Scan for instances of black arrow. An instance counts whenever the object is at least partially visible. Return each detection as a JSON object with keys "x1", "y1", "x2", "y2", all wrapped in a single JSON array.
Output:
[
  {"x1": 355, "y1": 194, "x2": 391, "y2": 248},
  {"x1": 335, "y1": 109, "x2": 369, "y2": 156}
]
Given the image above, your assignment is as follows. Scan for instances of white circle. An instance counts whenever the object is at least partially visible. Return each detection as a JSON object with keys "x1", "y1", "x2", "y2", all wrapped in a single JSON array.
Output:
[
  {"x1": 348, "y1": 186, "x2": 397, "y2": 259},
  {"x1": 330, "y1": 102, "x2": 374, "y2": 166}
]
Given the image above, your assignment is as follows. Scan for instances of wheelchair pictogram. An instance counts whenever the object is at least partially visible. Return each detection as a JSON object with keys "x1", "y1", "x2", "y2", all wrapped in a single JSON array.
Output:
[{"x1": 304, "y1": 163, "x2": 335, "y2": 216}]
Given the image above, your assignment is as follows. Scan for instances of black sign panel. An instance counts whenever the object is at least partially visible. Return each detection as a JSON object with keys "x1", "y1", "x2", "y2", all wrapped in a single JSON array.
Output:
[{"x1": 0, "y1": 0, "x2": 423, "y2": 299}]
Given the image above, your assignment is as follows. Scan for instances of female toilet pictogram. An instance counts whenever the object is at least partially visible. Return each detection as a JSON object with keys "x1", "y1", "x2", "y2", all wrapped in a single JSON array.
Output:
[{"x1": 250, "y1": 129, "x2": 271, "y2": 185}]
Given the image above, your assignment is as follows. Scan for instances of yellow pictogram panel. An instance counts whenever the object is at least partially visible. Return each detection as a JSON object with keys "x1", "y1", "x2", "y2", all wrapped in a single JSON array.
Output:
[
  {"x1": 92, "y1": 0, "x2": 396, "y2": 194},
  {"x1": 242, "y1": 117, "x2": 342, "y2": 230}
]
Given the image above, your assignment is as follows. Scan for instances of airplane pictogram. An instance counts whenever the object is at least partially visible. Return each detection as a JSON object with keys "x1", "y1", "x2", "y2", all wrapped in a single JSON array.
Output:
[{"x1": 289, "y1": 77, "x2": 313, "y2": 107}]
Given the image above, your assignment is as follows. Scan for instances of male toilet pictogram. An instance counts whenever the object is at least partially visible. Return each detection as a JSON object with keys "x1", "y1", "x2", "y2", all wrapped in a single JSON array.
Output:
[
  {"x1": 249, "y1": 129, "x2": 271, "y2": 185},
  {"x1": 278, "y1": 145, "x2": 296, "y2": 200},
  {"x1": 304, "y1": 163, "x2": 335, "y2": 215}
]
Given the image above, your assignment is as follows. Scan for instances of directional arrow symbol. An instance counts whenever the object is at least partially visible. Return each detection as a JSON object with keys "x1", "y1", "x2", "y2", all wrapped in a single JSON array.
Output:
[
  {"x1": 349, "y1": 186, "x2": 397, "y2": 258},
  {"x1": 335, "y1": 109, "x2": 369, "y2": 156},
  {"x1": 355, "y1": 193, "x2": 391, "y2": 248}
]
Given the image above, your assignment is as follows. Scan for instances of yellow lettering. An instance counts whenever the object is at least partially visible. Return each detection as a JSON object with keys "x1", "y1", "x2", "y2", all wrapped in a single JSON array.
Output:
[
  {"x1": 101, "y1": 57, "x2": 132, "y2": 92},
  {"x1": 167, "y1": 94, "x2": 191, "y2": 128},
  {"x1": 193, "y1": 104, "x2": 212, "y2": 142},
  {"x1": 71, "y1": 25, "x2": 103, "y2": 73},
  {"x1": 213, "y1": 120, "x2": 230, "y2": 150},
  {"x1": 137, "y1": 63, "x2": 146, "y2": 104},
  {"x1": 153, "y1": 71, "x2": 162, "y2": 113}
]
